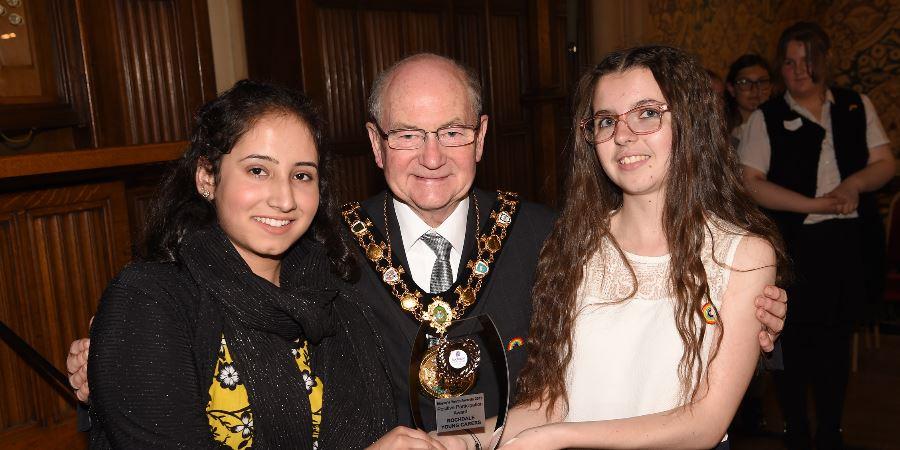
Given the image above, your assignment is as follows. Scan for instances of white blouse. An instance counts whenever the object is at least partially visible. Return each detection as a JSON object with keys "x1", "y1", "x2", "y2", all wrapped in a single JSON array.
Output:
[{"x1": 564, "y1": 221, "x2": 744, "y2": 423}]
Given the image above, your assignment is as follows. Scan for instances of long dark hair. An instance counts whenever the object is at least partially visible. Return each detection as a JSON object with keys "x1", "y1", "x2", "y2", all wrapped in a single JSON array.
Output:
[
  {"x1": 725, "y1": 54, "x2": 772, "y2": 131},
  {"x1": 516, "y1": 46, "x2": 787, "y2": 415},
  {"x1": 139, "y1": 79, "x2": 357, "y2": 280}
]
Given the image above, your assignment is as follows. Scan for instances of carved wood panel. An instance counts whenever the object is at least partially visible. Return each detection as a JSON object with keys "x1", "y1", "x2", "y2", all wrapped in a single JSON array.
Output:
[
  {"x1": 0, "y1": 0, "x2": 89, "y2": 131},
  {"x1": 318, "y1": 8, "x2": 366, "y2": 143},
  {"x1": 80, "y1": 0, "x2": 215, "y2": 147},
  {"x1": 0, "y1": 182, "x2": 131, "y2": 435},
  {"x1": 488, "y1": 14, "x2": 527, "y2": 125},
  {"x1": 332, "y1": 153, "x2": 384, "y2": 204}
]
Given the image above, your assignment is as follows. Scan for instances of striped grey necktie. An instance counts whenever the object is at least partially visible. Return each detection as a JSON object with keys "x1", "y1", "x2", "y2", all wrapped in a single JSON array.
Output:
[{"x1": 420, "y1": 231, "x2": 453, "y2": 293}]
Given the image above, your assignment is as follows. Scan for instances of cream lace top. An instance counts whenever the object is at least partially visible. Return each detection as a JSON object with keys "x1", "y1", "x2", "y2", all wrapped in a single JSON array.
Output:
[{"x1": 564, "y1": 220, "x2": 745, "y2": 423}]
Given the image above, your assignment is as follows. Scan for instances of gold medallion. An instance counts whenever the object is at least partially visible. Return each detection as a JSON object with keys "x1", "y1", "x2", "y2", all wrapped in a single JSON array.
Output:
[
  {"x1": 455, "y1": 286, "x2": 475, "y2": 307},
  {"x1": 418, "y1": 344, "x2": 477, "y2": 399},
  {"x1": 483, "y1": 235, "x2": 501, "y2": 253},
  {"x1": 366, "y1": 242, "x2": 384, "y2": 261},
  {"x1": 423, "y1": 299, "x2": 454, "y2": 334},
  {"x1": 401, "y1": 292, "x2": 420, "y2": 311}
]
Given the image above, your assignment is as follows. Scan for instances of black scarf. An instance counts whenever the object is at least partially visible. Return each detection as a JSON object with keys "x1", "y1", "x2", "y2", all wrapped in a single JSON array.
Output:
[{"x1": 180, "y1": 226, "x2": 336, "y2": 448}]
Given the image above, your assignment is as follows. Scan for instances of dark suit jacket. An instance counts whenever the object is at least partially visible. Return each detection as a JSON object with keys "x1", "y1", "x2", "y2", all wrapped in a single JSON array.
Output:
[{"x1": 350, "y1": 188, "x2": 555, "y2": 430}]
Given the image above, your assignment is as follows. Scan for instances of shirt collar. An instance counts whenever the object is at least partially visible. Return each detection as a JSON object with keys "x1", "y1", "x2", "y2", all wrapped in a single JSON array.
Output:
[
  {"x1": 393, "y1": 197, "x2": 470, "y2": 253},
  {"x1": 784, "y1": 88, "x2": 834, "y2": 124}
]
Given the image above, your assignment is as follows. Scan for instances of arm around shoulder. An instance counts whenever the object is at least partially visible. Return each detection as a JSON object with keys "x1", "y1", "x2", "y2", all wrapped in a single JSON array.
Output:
[{"x1": 89, "y1": 266, "x2": 218, "y2": 448}]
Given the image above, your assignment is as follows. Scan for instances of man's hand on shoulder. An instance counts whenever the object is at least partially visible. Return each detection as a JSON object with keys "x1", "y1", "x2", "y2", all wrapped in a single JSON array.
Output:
[
  {"x1": 67, "y1": 337, "x2": 91, "y2": 403},
  {"x1": 756, "y1": 285, "x2": 787, "y2": 352}
]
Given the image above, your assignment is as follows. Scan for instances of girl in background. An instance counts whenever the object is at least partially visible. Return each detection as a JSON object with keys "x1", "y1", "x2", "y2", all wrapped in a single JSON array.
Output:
[
  {"x1": 725, "y1": 54, "x2": 773, "y2": 145},
  {"x1": 739, "y1": 22, "x2": 893, "y2": 449}
]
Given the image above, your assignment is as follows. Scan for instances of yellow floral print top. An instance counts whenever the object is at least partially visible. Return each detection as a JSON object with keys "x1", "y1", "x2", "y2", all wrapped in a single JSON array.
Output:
[{"x1": 206, "y1": 336, "x2": 324, "y2": 449}]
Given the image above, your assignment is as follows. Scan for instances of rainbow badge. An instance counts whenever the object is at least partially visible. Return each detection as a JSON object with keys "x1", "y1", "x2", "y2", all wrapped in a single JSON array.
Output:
[
  {"x1": 701, "y1": 301, "x2": 718, "y2": 324},
  {"x1": 507, "y1": 337, "x2": 524, "y2": 351}
]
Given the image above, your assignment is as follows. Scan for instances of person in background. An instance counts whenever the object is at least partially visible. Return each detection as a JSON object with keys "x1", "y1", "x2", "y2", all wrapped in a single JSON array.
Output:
[
  {"x1": 739, "y1": 21, "x2": 894, "y2": 450},
  {"x1": 726, "y1": 54, "x2": 773, "y2": 146}
]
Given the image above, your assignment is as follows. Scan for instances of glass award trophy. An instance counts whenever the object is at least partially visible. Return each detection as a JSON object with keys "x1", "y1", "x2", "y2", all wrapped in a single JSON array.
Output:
[{"x1": 409, "y1": 314, "x2": 509, "y2": 448}]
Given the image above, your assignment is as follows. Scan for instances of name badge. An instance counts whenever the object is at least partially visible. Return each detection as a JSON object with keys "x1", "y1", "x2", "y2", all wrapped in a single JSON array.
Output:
[{"x1": 783, "y1": 117, "x2": 802, "y2": 131}]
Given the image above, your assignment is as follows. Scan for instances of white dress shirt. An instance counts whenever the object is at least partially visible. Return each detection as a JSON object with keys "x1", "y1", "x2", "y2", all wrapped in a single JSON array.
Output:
[
  {"x1": 738, "y1": 90, "x2": 890, "y2": 224},
  {"x1": 393, "y1": 198, "x2": 469, "y2": 291}
]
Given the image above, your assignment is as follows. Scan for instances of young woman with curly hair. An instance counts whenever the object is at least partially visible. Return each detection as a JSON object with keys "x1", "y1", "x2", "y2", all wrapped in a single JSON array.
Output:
[{"x1": 446, "y1": 45, "x2": 787, "y2": 450}]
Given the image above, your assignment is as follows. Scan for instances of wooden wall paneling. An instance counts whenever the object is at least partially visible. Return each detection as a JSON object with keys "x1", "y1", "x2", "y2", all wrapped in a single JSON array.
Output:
[
  {"x1": 243, "y1": 0, "x2": 303, "y2": 89},
  {"x1": 478, "y1": 2, "x2": 535, "y2": 199},
  {"x1": 487, "y1": 15, "x2": 526, "y2": 126},
  {"x1": 318, "y1": 7, "x2": 367, "y2": 144},
  {"x1": 0, "y1": 0, "x2": 90, "y2": 132},
  {"x1": 524, "y1": 0, "x2": 564, "y2": 206},
  {"x1": 80, "y1": 0, "x2": 215, "y2": 147},
  {"x1": 453, "y1": 9, "x2": 487, "y2": 84},
  {"x1": 361, "y1": 10, "x2": 403, "y2": 89},
  {"x1": 0, "y1": 182, "x2": 131, "y2": 434},
  {"x1": 0, "y1": 211, "x2": 37, "y2": 428},
  {"x1": 76, "y1": 0, "x2": 129, "y2": 146},
  {"x1": 332, "y1": 153, "x2": 381, "y2": 204},
  {"x1": 125, "y1": 181, "x2": 158, "y2": 247},
  {"x1": 402, "y1": 11, "x2": 447, "y2": 55}
]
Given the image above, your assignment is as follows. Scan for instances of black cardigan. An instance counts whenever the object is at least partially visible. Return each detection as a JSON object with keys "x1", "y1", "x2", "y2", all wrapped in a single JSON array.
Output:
[{"x1": 88, "y1": 259, "x2": 395, "y2": 449}]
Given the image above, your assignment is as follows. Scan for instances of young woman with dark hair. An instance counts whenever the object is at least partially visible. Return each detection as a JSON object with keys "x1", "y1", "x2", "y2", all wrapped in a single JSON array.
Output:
[
  {"x1": 86, "y1": 80, "x2": 443, "y2": 449},
  {"x1": 725, "y1": 54, "x2": 773, "y2": 142},
  {"x1": 739, "y1": 22, "x2": 894, "y2": 449},
  {"x1": 444, "y1": 45, "x2": 786, "y2": 450}
]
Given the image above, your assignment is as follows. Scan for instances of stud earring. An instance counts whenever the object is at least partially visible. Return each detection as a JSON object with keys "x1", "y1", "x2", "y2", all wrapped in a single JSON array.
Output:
[{"x1": 200, "y1": 189, "x2": 211, "y2": 199}]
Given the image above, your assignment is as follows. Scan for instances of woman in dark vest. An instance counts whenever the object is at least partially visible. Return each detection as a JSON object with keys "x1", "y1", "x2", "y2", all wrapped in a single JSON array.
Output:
[{"x1": 738, "y1": 22, "x2": 893, "y2": 450}]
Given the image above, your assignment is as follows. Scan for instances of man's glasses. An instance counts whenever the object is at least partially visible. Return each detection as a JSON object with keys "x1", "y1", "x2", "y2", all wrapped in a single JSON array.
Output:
[
  {"x1": 579, "y1": 103, "x2": 669, "y2": 145},
  {"x1": 373, "y1": 122, "x2": 480, "y2": 150},
  {"x1": 733, "y1": 78, "x2": 772, "y2": 92}
]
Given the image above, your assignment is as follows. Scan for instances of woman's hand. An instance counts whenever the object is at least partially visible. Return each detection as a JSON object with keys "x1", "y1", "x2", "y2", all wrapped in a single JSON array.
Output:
[
  {"x1": 805, "y1": 196, "x2": 842, "y2": 214},
  {"x1": 498, "y1": 424, "x2": 564, "y2": 450},
  {"x1": 825, "y1": 179, "x2": 861, "y2": 215},
  {"x1": 367, "y1": 426, "x2": 449, "y2": 450},
  {"x1": 431, "y1": 433, "x2": 469, "y2": 450}
]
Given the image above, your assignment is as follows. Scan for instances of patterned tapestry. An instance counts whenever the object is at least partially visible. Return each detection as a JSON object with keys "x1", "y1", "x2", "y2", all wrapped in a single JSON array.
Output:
[{"x1": 646, "y1": 0, "x2": 900, "y2": 153}]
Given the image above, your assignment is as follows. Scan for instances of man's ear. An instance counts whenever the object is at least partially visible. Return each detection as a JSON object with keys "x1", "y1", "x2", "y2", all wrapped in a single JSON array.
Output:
[
  {"x1": 195, "y1": 157, "x2": 216, "y2": 200},
  {"x1": 474, "y1": 114, "x2": 489, "y2": 163},
  {"x1": 366, "y1": 122, "x2": 386, "y2": 169}
]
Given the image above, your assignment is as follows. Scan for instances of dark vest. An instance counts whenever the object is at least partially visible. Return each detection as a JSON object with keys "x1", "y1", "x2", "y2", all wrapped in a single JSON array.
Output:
[
  {"x1": 760, "y1": 88, "x2": 886, "y2": 302},
  {"x1": 760, "y1": 87, "x2": 876, "y2": 235}
]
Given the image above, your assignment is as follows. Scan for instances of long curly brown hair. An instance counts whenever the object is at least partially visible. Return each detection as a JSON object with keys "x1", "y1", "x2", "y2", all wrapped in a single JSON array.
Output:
[{"x1": 516, "y1": 46, "x2": 787, "y2": 416}]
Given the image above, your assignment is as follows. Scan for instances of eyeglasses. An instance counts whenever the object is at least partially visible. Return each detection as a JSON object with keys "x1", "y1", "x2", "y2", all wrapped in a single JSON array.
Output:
[
  {"x1": 733, "y1": 78, "x2": 772, "y2": 92},
  {"x1": 579, "y1": 103, "x2": 669, "y2": 144},
  {"x1": 373, "y1": 122, "x2": 480, "y2": 150}
]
